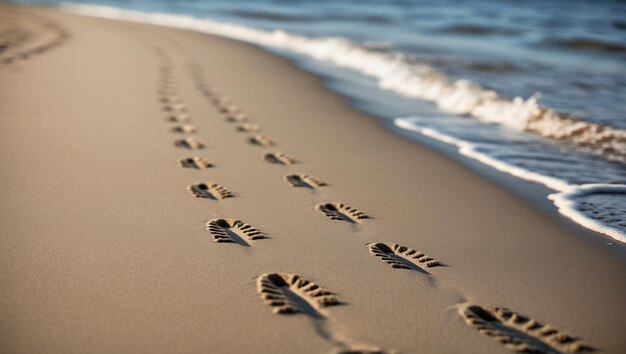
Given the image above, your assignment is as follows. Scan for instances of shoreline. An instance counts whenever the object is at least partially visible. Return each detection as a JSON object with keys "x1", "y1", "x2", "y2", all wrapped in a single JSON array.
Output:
[
  {"x1": 61, "y1": 2, "x2": 626, "y2": 244},
  {"x1": 1, "y1": 6, "x2": 625, "y2": 354}
]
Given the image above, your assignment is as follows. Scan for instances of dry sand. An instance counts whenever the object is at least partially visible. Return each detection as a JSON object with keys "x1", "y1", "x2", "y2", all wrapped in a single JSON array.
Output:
[{"x1": 1, "y1": 5, "x2": 625, "y2": 354}]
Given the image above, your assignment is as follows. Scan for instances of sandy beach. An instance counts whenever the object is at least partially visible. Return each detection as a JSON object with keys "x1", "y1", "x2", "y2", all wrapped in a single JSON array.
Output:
[{"x1": 1, "y1": 5, "x2": 625, "y2": 354}]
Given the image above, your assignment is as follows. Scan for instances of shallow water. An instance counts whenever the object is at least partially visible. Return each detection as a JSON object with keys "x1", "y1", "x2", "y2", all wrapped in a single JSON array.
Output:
[{"x1": 16, "y1": 0, "x2": 626, "y2": 242}]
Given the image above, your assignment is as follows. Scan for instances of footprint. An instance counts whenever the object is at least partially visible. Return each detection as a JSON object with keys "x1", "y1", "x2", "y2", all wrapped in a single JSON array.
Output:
[
  {"x1": 206, "y1": 218, "x2": 265, "y2": 245},
  {"x1": 159, "y1": 95, "x2": 180, "y2": 104},
  {"x1": 249, "y1": 135, "x2": 275, "y2": 146},
  {"x1": 263, "y1": 152, "x2": 296, "y2": 165},
  {"x1": 211, "y1": 96, "x2": 231, "y2": 105},
  {"x1": 188, "y1": 182, "x2": 234, "y2": 200},
  {"x1": 168, "y1": 114, "x2": 189, "y2": 123},
  {"x1": 257, "y1": 273, "x2": 339, "y2": 316},
  {"x1": 175, "y1": 137, "x2": 204, "y2": 150},
  {"x1": 163, "y1": 103, "x2": 186, "y2": 112},
  {"x1": 257, "y1": 273, "x2": 391, "y2": 353},
  {"x1": 200, "y1": 89, "x2": 215, "y2": 98},
  {"x1": 172, "y1": 124, "x2": 196, "y2": 133},
  {"x1": 458, "y1": 304, "x2": 594, "y2": 354},
  {"x1": 316, "y1": 203, "x2": 370, "y2": 223},
  {"x1": 218, "y1": 104, "x2": 240, "y2": 114},
  {"x1": 158, "y1": 88, "x2": 178, "y2": 96},
  {"x1": 284, "y1": 174, "x2": 326, "y2": 189},
  {"x1": 236, "y1": 123, "x2": 261, "y2": 133},
  {"x1": 367, "y1": 243, "x2": 441, "y2": 273},
  {"x1": 179, "y1": 157, "x2": 213, "y2": 169},
  {"x1": 226, "y1": 113, "x2": 248, "y2": 123}
]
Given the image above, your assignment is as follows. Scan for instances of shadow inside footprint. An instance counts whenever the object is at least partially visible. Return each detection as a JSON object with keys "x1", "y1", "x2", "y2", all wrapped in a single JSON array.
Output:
[
  {"x1": 285, "y1": 174, "x2": 325, "y2": 189},
  {"x1": 188, "y1": 182, "x2": 233, "y2": 200},
  {"x1": 268, "y1": 275, "x2": 324, "y2": 319},
  {"x1": 212, "y1": 219, "x2": 250, "y2": 247},
  {"x1": 179, "y1": 157, "x2": 213, "y2": 169},
  {"x1": 370, "y1": 243, "x2": 430, "y2": 275}
]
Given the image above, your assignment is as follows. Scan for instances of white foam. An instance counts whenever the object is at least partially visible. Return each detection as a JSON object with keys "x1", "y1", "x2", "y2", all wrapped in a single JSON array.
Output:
[
  {"x1": 549, "y1": 185, "x2": 626, "y2": 243},
  {"x1": 394, "y1": 118, "x2": 572, "y2": 191},
  {"x1": 61, "y1": 3, "x2": 626, "y2": 163},
  {"x1": 395, "y1": 117, "x2": 626, "y2": 243}
]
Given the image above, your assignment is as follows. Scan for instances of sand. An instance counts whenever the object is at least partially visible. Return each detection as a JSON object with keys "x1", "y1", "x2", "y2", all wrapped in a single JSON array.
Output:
[{"x1": 1, "y1": 5, "x2": 625, "y2": 354}]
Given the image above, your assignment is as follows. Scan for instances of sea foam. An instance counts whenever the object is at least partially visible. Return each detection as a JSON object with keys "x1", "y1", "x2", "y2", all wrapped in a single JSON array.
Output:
[{"x1": 395, "y1": 117, "x2": 626, "y2": 243}]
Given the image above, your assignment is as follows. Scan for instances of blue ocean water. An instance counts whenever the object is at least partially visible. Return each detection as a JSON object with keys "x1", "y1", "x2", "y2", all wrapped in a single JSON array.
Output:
[{"x1": 15, "y1": 0, "x2": 626, "y2": 241}]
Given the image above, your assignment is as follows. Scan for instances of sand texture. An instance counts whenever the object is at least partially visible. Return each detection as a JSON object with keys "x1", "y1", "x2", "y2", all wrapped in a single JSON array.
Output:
[{"x1": 1, "y1": 5, "x2": 625, "y2": 354}]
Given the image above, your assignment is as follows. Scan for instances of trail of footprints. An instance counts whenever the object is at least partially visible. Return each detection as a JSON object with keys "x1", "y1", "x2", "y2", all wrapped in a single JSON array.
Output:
[
  {"x1": 0, "y1": 10, "x2": 70, "y2": 67},
  {"x1": 150, "y1": 55, "x2": 594, "y2": 353},
  {"x1": 154, "y1": 49, "x2": 231, "y2": 204}
]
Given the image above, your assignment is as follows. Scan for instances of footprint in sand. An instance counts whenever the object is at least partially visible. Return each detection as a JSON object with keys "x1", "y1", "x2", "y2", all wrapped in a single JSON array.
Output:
[
  {"x1": 212, "y1": 95, "x2": 230, "y2": 103},
  {"x1": 226, "y1": 113, "x2": 248, "y2": 123},
  {"x1": 236, "y1": 123, "x2": 261, "y2": 133},
  {"x1": 257, "y1": 273, "x2": 339, "y2": 316},
  {"x1": 187, "y1": 182, "x2": 233, "y2": 200},
  {"x1": 159, "y1": 95, "x2": 180, "y2": 104},
  {"x1": 163, "y1": 103, "x2": 186, "y2": 112},
  {"x1": 218, "y1": 104, "x2": 241, "y2": 115},
  {"x1": 175, "y1": 137, "x2": 204, "y2": 150},
  {"x1": 263, "y1": 152, "x2": 296, "y2": 165},
  {"x1": 458, "y1": 304, "x2": 594, "y2": 354},
  {"x1": 206, "y1": 218, "x2": 265, "y2": 246},
  {"x1": 249, "y1": 135, "x2": 275, "y2": 146},
  {"x1": 168, "y1": 114, "x2": 190, "y2": 123},
  {"x1": 257, "y1": 273, "x2": 391, "y2": 353},
  {"x1": 284, "y1": 174, "x2": 326, "y2": 189},
  {"x1": 367, "y1": 243, "x2": 442, "y2": 273},
  {"x1": 171, "y1": 124, "x2": 196, "y2": 133},
  {"x1": 316, "y1": 203, "x2": 370, "y2": 223},
  {"x1": 179, "y1": 157, "x2": 213, "y2": 169}
]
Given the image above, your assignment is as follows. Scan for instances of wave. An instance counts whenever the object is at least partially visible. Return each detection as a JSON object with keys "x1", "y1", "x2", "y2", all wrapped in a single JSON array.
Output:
[
  {"x1": 395, "y1": 117, "x2": 626, "y2": 243},
  {"x1": 61, "y1": 3, "x2": 626, "y2": 164},
  {"x1": 549, "y1": 185, "x2": 626, "y2": 243}
]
